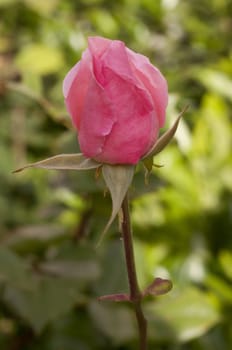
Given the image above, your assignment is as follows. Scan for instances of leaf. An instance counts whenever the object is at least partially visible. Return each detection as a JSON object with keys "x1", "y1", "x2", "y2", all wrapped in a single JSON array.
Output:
[
  {"x1": 219, "y1": 250, "x2": 232, "y2": 280},
  {"x1": 2, "y1": 225, "x2": 66, "y2": 253},
  {"x1": 147, "y1": 287, "x2": 220, "y2": 342},
  {"x1": 143, "y1": 106, "x2": 188, "y2": 160},
  {"x1": 38, "y1": 260, "x2": 100, "y2": 281},
  {"x1": 142, "y1": 277, "x2": 173, "y2": 297},
  {"x1": 206, "y1": 274, "x2": 232, "y2": 303},
  {"x1": 3, "y1": 277, "x2": 84, "y2": 333},
  {"x1": 0, "y1": 247, "x2": 36, "y2": 290},
  {"x1": 98, "y1": 164, "x2": 135, "y2": 244},
  {"x1": 89, "y1": 301, "x2": 136, "y2": 344},
  {"x1": 196, "y1": 68, "x2": 232, "y2": 101},
  {"x1": 94, "y1": 241, "x2": 128, "y2": 296},
  {"x1": 0, "y1": 0, "x2": 17, "y2": 6},
  {"x1": 23, "y1": 0, "x2": 59, "y2": 16},
  {"x1": 15, "y1": 43, "x2": 64, "y2": 75},
  {"x1": 13, "y1": 153, "x2": 100, "y2": 173}
]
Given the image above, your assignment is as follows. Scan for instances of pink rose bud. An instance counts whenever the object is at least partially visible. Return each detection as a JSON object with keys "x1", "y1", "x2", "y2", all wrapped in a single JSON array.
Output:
[{"x1": 63, "y1": 36, "x2": 168, "y2": 165}]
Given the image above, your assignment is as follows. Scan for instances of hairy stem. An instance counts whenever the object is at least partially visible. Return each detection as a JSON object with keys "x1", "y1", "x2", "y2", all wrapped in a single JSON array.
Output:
[{"x1": 121, "y1": 194, "x2": 147, "y2": 350}]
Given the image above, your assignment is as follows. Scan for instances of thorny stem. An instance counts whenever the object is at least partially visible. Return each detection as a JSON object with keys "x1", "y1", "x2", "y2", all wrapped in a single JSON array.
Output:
[{"x1": 121, "y1": 194, "x2": 147, "y2": 350}]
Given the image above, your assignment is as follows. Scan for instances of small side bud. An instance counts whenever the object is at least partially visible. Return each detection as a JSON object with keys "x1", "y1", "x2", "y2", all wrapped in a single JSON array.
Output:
[{"x1": 142, "y1": 277, "x2": 173, "y2": 297}]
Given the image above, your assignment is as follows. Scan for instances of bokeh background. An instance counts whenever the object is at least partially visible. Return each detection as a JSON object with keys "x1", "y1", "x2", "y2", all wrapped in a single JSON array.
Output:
[{"x1": 1, "y1": 0, "x2": 232, "y2": 349}]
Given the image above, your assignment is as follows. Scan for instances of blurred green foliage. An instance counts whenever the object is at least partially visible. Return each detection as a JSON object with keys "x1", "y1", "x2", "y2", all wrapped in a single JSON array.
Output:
[{"x1": 0, "y1": 0, "x2": 232, "y2": 349}]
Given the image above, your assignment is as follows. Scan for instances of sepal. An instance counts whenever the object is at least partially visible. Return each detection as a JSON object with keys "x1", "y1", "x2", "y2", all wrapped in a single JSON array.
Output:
[
  {"x1": 98, "y1": 164, "x2": 135, "y2": 245},
  {"x1": 13, "y1": 153, "x2": 100, "y2": 173},
  {"x1": 142, "y1": 158, "x2": 163, "y2": 184},
  {"x1": 143, "y1": 106, "x2": 188, "y2": 160}
]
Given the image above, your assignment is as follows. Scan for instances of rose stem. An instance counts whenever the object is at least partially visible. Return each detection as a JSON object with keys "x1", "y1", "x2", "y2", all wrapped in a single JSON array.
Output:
[{"x1": 121, "y1": 194, "x2": 147, "y2": 350}]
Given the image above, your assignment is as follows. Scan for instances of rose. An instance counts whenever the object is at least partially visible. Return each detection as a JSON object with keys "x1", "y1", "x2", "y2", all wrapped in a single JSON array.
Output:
[{"x1": 63, "y1": 36, "x2": 168, "y2": 165}]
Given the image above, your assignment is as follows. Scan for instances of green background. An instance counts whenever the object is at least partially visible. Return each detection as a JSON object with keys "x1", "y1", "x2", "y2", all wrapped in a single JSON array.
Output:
[{"x1": 0, "y1": 0, "x2": 232, "y2": 349}]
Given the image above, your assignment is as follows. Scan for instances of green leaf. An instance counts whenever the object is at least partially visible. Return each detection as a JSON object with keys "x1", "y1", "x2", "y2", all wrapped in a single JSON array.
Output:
[
  {"x1": 0, "y1": 0, "x2": 17, "y2": 6},
  {"x1": 13, "y1": 153, "x2": 100, "y2": 173},
  {"x1": 98, "y1": 164, "x2": 135, "y2": 244},
  {"x1": 94, "y1": 241, "x2": 128, "y2": 296},
  {"x1": 0, "y1": 0, "x2": 18, "y2": 7},
  {"x1": 2, "y1": 225, "x2": 67, "y2": 254},
  {"x1": 206, "y1": 274, "x2": 232, "y2": 303},
  {"x1": 15, "y1": 43, "x2": 64, "y2": 75},
  {"x1": 23, "y1": 0, "x2": 59, "y2": 16},
  {"x1": 147, "y1": 287, "x2": 220, "y2": 342},
  {"x1": 0, "y1": 247, "x2": 36, "y2": 290},
  {"x1": 3, "y1": 277, "x2": 83, "y2": 333},
  {"x1": 89, "y1": 301, "x2": 136, "y2": 344},
  {"x1": 219, "y1": 250, "x2": 232, "y2": 280},
  {"x1": 37, "y1": 243, "x2": 101, "y2": 282},
  {"x1": 196, "y1": 68, "x2": 232, "y2": 101},
  {"x1": 143, "y1": 106, "x2": 188, "y2": 160},
  {"x1": 38, "y1": 260, "x2": 100, "y2": 281}
]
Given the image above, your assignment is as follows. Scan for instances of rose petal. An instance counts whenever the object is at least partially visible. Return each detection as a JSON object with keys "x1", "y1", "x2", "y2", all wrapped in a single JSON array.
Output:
[
  {"x1": 126, "y1": 48, "x2": 168, "y2": 127},
  {"x1": 64, "y1": 50, "x2": 92, "y2": 129},
  {"x1": 99, "y1": 109, "x2": 159, "y2": 164},
  {"x1": 90, "y1": 39, "x2": 138, "y2": 88},
  {"x1": 93, "y1": 72, "x2": 158, "y2": 164},
  {"x1": 78, "y1": 75, "x2": 116, "y2": 159},
  {"x1": 88, "y1": 36, "x2": 112, "y2": 58},
  {"x1": 62, "y1": 61, "x2": 80, "y2": 98}
]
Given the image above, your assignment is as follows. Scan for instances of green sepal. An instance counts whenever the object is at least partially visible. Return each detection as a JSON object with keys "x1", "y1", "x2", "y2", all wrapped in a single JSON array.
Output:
[
  {"x1": 143, "y1": 106, "x2": 188, "y2": 160},
  {"x1": 143, "y1": 157, "x2": 153, "y2": 173},
  {"x1": 142, "y1": 157, "x2": 154, "y2": 185},
  {"x1": 13, "y1": 153, "x2": 100, "y2": 173},
  {"x1": 97, "y1": 164, "x2": 135, "y2": 245},
  {"x1": 142, "y1": 159, "x2": 164, "y2": 184}
]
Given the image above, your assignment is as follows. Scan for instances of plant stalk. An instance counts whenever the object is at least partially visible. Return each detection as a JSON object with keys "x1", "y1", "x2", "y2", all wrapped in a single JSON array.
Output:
[{"x1": 121, "y1": 194, "x2": 147, "y2": 350}]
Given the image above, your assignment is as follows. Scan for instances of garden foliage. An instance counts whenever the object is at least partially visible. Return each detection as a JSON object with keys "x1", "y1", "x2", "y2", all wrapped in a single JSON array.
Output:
[{"x1": 0, "y1": 0, "x2": 232, "y2": 349}]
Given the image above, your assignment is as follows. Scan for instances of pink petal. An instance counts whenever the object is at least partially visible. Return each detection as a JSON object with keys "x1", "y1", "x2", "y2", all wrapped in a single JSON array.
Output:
[
  {"x1": 89, "y1": 38, "x2": 138, "y2": 87},
  {"x1": 126, "y1": 48, "x2": 168, "y2": 127},
  {"x1": 92, "y1": 72, "x2": 158, "y2": 164},
  {"x1": 78, "y1": 75, "x2": 116, "y2": 159},
  {"x1": 62, "y1": 61, "x2": 80, "y2": 98},
  {"x1": 64, "y1": 50, "x2": 92, "y2": 129},
  {"x1": 88, "y1": 36, "x2": 111, "y2": 58},
  {"x1": 98, "y1": 110, "x2": 159, "y2": 164}
]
